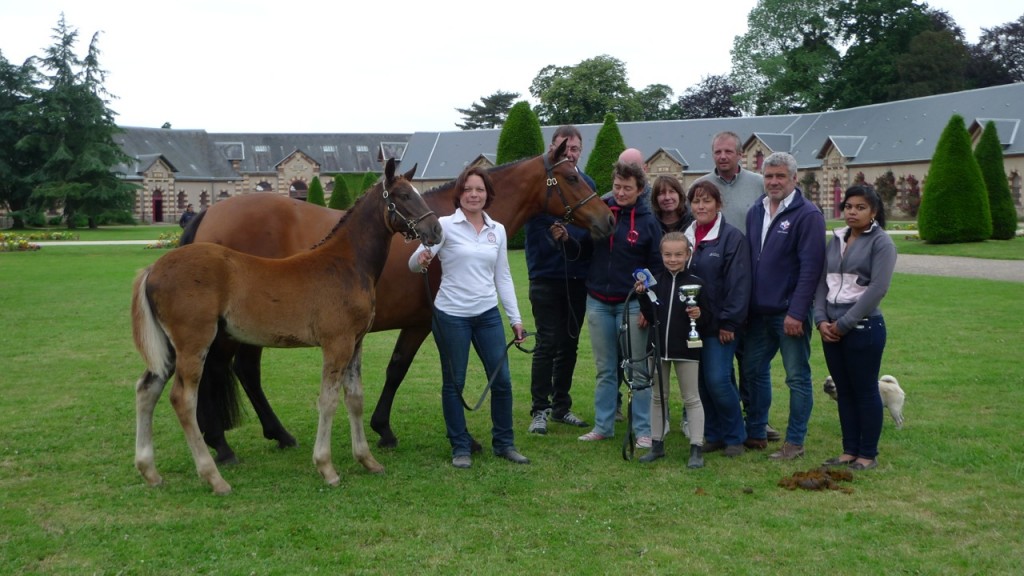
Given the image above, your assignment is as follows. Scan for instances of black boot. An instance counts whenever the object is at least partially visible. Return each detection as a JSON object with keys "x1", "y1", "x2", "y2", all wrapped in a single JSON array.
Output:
[
  {"x1": 688, "y1": 444, "x2": 704, "y2": 469},
  {"x1": 639, "y1": 440, "x2": 665, "y2": 463}
]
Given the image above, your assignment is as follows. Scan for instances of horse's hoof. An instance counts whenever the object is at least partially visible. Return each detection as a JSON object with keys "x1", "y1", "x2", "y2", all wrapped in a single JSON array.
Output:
[
  {"x1": 370, "y1": 465, "x2": 385, "y2": 475},
  {"x1": 212, "y1": 483, "x2": 232, "y2": 496},
  {"x1": 376, "y1": 436, "x2": 398, "y2": 449},
  {"x1": 214, "y1": 452, "x2": 240, "y2": 466},
  {"x1": 275, "y1": 434, "x2": 298, "y2": 449}
]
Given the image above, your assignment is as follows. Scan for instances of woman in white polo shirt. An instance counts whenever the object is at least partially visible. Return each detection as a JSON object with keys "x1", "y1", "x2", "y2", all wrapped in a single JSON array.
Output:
[{"x1": 409, "y1": 166, "x2": 529, "y2": 469}]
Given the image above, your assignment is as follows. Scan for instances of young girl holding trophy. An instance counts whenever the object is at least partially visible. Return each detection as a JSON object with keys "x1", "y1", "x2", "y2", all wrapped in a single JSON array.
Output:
[{"x1": 634, "y1": 232, "x2": 708, "y2": 467}]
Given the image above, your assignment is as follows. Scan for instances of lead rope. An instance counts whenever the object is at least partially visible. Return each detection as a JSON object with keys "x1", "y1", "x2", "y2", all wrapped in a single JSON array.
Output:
[{"x1": 618, "y1": 291, "x2": 660, "y2": 461}]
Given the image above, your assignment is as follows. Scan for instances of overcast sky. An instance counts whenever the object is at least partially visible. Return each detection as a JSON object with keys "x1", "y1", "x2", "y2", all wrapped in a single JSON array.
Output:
[{"x1": 1, "y1": 0, "x2": 1020, "y2": 134}]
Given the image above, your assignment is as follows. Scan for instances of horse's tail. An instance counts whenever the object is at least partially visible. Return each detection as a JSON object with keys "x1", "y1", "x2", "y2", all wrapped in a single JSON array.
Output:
[
  {"x1": 178, "y1": 208, "x2": 206, "y2": 246},
  {"x1": 131, "y1": 268, "x2": 174, "y2": 379},
  {"x1": 196, "y1": 331, "x2": 244, "y2": 433}
]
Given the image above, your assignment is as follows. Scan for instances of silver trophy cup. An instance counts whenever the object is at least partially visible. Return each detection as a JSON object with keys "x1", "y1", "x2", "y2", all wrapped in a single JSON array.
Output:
[{"x1": 678, "y1": 284, "x2": 702, "y2": 349}]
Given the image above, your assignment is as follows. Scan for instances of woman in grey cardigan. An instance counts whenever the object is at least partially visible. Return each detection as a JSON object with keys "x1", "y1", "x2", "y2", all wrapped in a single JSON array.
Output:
[{"x1": 814, "y1": 186, "x2": 897, "y2": 471}]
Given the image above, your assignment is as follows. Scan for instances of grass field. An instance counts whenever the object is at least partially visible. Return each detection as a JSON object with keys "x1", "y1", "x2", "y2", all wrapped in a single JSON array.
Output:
[{"x1": 1, "y1": 242, "x2": 1023, "y2": 574}]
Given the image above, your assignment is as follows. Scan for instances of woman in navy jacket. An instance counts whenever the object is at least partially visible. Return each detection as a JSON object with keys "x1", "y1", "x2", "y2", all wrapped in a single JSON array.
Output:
[{"x1": 684, "y1": 181, "x2": 751, "y2": 457}]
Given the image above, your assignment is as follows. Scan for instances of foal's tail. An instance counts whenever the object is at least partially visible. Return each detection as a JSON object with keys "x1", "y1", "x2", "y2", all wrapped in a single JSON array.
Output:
[{"x1": 131, "y1": 268, "x2": 174, "y2": 379}]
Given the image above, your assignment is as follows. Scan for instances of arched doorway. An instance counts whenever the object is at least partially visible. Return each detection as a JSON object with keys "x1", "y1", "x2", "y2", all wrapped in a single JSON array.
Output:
[
  {"x1": 289, "y1": 180, "x2": 308, "y2": 201},
  {"x1": 152, "y1": 189, "x2": 164, "y2": 223}
]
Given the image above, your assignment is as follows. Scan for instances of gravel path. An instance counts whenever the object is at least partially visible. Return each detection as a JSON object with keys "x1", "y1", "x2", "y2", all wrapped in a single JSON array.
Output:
[
  {"x1": 896, "y1": 254, "x2": 1023, "y2": 283},
  {"x1": 30, "y1": 239, "x2": 1024, "y2": 283}
]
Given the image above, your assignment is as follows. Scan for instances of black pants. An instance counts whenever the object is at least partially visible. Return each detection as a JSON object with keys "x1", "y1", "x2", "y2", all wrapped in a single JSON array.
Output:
[{"x1": 529, "y1": 278, "x2": 587, "y2": 417}]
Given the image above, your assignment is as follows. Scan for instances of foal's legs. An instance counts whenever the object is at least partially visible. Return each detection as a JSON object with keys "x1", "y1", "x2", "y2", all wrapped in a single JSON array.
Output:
[
  {"x1": 313, "y1": 337, "x2": 382, "y2": 486},
  {"x1": 342, "y1": 343, "x2": 383, "y2": 474},
  {"x1": 135, "y1": 370, "x2": 169, "y2": 487},
  {"x1": 170, "y1": 346, "x2": 232, "y2": 495}
]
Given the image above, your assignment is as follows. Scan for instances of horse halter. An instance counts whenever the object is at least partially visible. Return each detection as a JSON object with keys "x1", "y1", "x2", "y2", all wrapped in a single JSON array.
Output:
[
  {"x1": 383, "y1": 182, "x2": 435, "y2": 242},
  {"x1": 544, "y1": 154, "x2": 598, "y2": 224}
]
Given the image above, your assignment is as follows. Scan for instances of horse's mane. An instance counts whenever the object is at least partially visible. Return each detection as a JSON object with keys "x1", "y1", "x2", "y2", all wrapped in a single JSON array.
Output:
[{"x1": 309, "y1": 180, "x2": 382, "y2": 250}]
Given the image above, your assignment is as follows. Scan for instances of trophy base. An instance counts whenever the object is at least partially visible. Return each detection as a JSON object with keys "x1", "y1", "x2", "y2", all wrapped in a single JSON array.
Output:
[{"x1": 687, "y1": 340, "x2": 703, "y2": 349}]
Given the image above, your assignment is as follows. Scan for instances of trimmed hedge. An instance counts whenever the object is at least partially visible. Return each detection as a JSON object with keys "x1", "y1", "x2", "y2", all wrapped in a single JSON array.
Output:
[
  {"x1": 917, "y1": 114, "x2": 991, "y2": 243},
  {"x1": 974, "y1": 121, "x2": 1018, "y2": 240},
  {"x1": 584, "y1": 113, "x2": 625, "y2": 195}
]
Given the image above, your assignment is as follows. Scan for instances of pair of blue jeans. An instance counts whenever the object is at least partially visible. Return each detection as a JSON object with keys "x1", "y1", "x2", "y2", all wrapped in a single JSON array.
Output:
[
  {"x1": 742, "y1": 312, "x2": 814, "y2": 445},
  {"x1": 822, "y1": 314, "x2": 886, "y2": 459},
  {"x1": 698, "y1": 336, "x2": 746, "y2": 446},
  {"x1": 586, "y1": 296, "x2": 651, "y2": 438},
  {"x1": 431, "y1": 307, "x2": 515, "y2": 457}
]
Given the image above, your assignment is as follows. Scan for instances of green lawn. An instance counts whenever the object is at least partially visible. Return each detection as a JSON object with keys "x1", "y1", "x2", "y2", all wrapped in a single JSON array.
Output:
[{"x1": 1, "y1": 245, "x2": 1022, "y2": 574}]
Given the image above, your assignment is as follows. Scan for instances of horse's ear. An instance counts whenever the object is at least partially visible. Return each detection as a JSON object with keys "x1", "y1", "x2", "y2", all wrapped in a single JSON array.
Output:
[
  {"x1": 402, "y1": 163, "x2": 417, "y2": 181},
  {"x1": 550, "y1": 138, "x2": 567, "y2": 162},
  {"x1": 384, "y1": 157, "x2": 397, "y2": 184}
]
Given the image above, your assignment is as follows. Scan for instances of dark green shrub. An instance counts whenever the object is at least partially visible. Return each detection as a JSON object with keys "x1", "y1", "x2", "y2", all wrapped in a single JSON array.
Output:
[
  {"x1": 974, "y1": 121, "x2": 1018, "y2": 240},
  {"x1": 496, "y1": 101, "x2": 544, "y2": 250},
  {"x1": 917, "y1": 114, "x2": 991, "y2": 243},
  {"x1": 328, "y1": 177, "x2": 352, "y2": 210},
  {"x1": 496, "y1": 101, "x2": 544, "y2": 165},
  {"x1": 306, "y1": 176, "x2": 326, "y2": 206},
  {"x1": 360, "y1": 172, "x2": 379, "y2": 193},
  {"x1": 584, "y1": 114, "x2": 625, "y2": 194}
]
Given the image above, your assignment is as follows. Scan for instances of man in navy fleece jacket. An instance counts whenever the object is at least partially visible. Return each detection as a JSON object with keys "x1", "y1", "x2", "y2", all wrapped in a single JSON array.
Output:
[{"x1": 742, "y1": 152, "x2": 825, "y2": 461}]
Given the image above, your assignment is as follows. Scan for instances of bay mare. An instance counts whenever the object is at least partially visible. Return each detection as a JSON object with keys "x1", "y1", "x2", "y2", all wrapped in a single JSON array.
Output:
[
  {"x1": 131, "y1": 160, "x2": 442, "y2": 494},
  {"x1": 183, "y1": 140, "x2": 615, "y2": 462}
]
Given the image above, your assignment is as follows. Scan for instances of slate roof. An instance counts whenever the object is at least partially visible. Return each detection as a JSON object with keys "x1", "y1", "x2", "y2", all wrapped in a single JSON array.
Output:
[
  {"x1": 403, "y1": 82, "x2": 1024, "y2": 180},
  {"x1": 112, "y1": 83, "x2": 1024, "y2": 184},
  {"x1": 114, "y1": 127, "x2": 412, "y2": 180}
]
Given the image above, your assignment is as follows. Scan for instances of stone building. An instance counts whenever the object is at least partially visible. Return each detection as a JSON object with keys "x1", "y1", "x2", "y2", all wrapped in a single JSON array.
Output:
[{"x1": 115, "y1": 83, "x2": 1024, "y2": 223}]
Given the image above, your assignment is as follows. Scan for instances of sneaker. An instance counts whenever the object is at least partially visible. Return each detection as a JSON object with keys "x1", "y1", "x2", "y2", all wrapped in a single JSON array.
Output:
[
  {"x1": 528, "y1": 410, "x2": 549, "y2": 435},
  {"x1": 769, "y1": 442, "x2": 805, "y2": 460},
  {"x1": 451, "y1": 455, "x2": 472, "y2": 469},
  {"x1": 552, "y1": 411, "x2": 589, "y2": 428},
  {"x1": 766, "y1": 423, "x2": 782, "y2": 442},
  {"x1": 578, "y1": 430, "x2": 608, "y2": 441},
  {"x1": 635, "y1": 436, "x2": 652, "y2": 449}
]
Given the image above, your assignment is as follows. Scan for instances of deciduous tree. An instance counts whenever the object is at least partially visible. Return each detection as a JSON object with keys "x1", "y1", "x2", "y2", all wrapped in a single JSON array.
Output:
[
  {"x1": 529, "y1": 55, "x2": 640, "y2": 125},
  {"x1": 671, "y1": 75, "x2": 742, "y2": 119},
  {"x1": 976, "y1": 15, "x2": 1024, "y2": 83}
]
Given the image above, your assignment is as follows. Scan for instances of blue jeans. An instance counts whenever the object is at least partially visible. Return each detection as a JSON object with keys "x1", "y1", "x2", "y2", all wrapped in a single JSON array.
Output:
[
  {"x1": 822, "y1": 314, "x2": 886, "y2": 459},
  {"x1": 742, "y1": 312, "x2": 814, "y2": 445},
  {"x1": 699, "y1": 336, "x2": 746, "y2": 446},
  {"x1": 431, "y1": 307, "x2": 515, "y2": 457},
  {"x1": 586, "y1": 296, "x2": 651, "y2": 437}
]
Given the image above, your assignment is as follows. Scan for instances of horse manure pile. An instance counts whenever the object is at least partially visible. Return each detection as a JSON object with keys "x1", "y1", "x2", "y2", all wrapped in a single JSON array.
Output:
[{"x1": 778, "y1": 467, "x2": 854, "y2": 493}]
